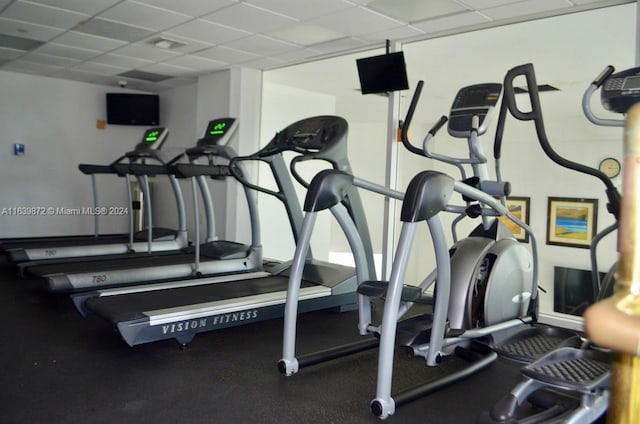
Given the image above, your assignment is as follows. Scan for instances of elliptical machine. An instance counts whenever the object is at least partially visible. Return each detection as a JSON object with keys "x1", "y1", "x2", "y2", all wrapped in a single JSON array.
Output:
[
  {"x1": 279, "y1": 79, "x2": 553, "y2": 419},
  {"x1": 477, "y1": 62, "x2": 634, "y2": 424}
]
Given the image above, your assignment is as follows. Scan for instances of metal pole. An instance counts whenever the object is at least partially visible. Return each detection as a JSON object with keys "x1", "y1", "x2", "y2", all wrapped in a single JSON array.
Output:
[
  {"x1": 381, "y1": 41, "x2": 401, "y2": 280},
  {"x1": 607, "y1": 102, "x2": 640, "y2": 424}
]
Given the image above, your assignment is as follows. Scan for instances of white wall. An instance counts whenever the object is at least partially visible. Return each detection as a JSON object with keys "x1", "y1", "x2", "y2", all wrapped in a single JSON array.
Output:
[
  {"x1": 0, "y1": 66, "x2": 262, "y2": 249},
  {"x1": 258, "y1": 81, "x2": 336, "y2": 261},
  {"x1": 151, "y1": 68, "x2": 262, "y2": 246},
  {"x1": 0, "y1": 71, "x2": 151, "y2": 237}
]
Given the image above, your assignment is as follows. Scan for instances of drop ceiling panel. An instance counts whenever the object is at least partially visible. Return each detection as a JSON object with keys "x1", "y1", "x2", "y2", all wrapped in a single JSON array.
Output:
[
  {"x1": 269, "y1": 23, "x2": 344, "y2": 46},
  {"x1": 0, "y1": 0, "x2": 633, "y2": 90},
  {"x1": 74, "y1": 18, "x2": 155, "y2": 42},
  {"x1": 4, "y1": 60, "x2": 63, "y2": 74},
  {"x1": 367, "y1": 0, "x2": 468, "y2": 23},
  {"x1": 98, "y1": 1, "x2": 193, "y2": 31},
  {"x1": 201, "y1": 3, "x2": 297, "y2": 33},
  {"x1": 224, "y1": 34, "x2": 296, "y2": 55},
  {"x1": 412, "y1": 11, "x2": 491, "y2": 33},
  {"x1": 19, "y1": 51, "x2": 80, "y2": 67},
  {"x1": 33, "y1": 42, "x2": 102, "y2": 60},
  {"x1": 137, "y1": 61, "x2": 196, "y2": 77},
  {"x1": 53, "y1": 31, "x2": 128, "y2": 52},
  {"x1": 0, "y1": 33, "x2": 45, "y2": 50},
  {"x1": 51, "y1": 67, "x2": 113, "y2": 83},
  {"x1": 90, "y1": 53, "x2": 154, "y2": 69},
  {"x1": 458, "y1": 0, "x2": 522, "y2": 8},
  {"x1": 359, "y1": 24, "x2": 425, "y2": 42},
  {"x1": 273, "y1": 47, "x2": 323, "y2": 63},
  {"x1": 482, "y1": 0, "x2": 573, "y2": 20},
  {"x1": 162, "y1": 54, "x2": 227, "y2": 71},
  {"x1": 0, "y1": 17, "x2": 65, "y2": 41},
  {"x1": 30, "y1": 0, "x2": 123, "y2": 15},
  {"x1": 194, "y1": 46, "x2": 260, "y2": 64},
  {"x1": 241, "y1": 55, "x2": 285, "y2": 69},
  {"x1": 111, "y1": 42, "x2": 180, "y2": 61},
  {"x1": 310, "y1": 6, "x2": 404, "y2": 36},
  {"x1": 1, "y1": 1, "x2": 88, "y2": 29},
  {"x1": 309, "y1": 36, "x2": 370, "y2": 54},
  {"x1": 167, "y1": 19, "x2": 250, "y2": 44},
  {"x1": 71, "y1": 61, "x2": 128, "y2": 76},
  {"x1": 133, "y1": 0, "x2": 238, "y2": 18},
  {"x1": 245, "y1": 0, "x2": 352, "y2": 20}
]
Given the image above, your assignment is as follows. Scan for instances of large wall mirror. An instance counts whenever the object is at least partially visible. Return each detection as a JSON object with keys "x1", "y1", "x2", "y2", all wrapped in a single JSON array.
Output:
[{"x1": 260, "y1": 2, "x2": 636, "y2": 324}]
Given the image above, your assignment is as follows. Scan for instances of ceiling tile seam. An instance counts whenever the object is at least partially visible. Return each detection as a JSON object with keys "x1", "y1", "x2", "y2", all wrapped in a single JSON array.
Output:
[
  {"x1": 0, "y1": 0, "x2": 15, "y2": 14},
  {"x1": 127, "y1": 0, "x2": 192, "y2": 20},
  {"x1": 236, "y1": 1, "x2": 303, "y2": 22}
]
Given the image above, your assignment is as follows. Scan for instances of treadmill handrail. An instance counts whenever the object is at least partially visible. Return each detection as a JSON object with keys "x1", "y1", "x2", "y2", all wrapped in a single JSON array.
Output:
[{"x1": 78, "y1": 164, "x2": 117, "y2": 175}]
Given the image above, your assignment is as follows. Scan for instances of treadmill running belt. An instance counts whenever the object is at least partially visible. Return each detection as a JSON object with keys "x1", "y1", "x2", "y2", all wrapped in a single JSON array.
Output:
[{"x1": 86, "y1": 276, "x2": 314, "y2": 323}]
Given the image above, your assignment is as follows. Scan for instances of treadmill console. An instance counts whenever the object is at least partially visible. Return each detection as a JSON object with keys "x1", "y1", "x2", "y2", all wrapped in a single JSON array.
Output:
[
  {"x1": 134, "y1": 127, "x2": 168, "y2": 151},
  {"x1": 199, "y1": 118, "x2": 238, "y2": 147},
  {"x1": 601, "y1": 67, "x2": 640, "y2": 114},
  {"x1": 448, "y1": 83, "x2": 502, "y2": 138},
  {"x1": 263, "y1": 116, "x2": 348, "y2": 155}
]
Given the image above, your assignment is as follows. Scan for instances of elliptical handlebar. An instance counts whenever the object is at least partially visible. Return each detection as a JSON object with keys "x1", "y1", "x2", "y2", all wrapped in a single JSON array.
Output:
[
  {"x1": 401, "y1": 80, "x2": 432, "y2": 157},
  {"x1": 501, "y1": 63, "x2": 619, "y2": 218},
  {"x1": 583, "y1": 65, "x2": 622, "y2": 128}
]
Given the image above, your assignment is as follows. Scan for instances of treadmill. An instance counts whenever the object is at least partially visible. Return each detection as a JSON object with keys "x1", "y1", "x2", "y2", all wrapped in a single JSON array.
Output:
[
  {"x1": 25, "y1": 118, "x2": 264, "y2": 293},
  {"x1": 71, "y1": 115, "x2": 376, "y2": 347},
  {"x1": 3, "y1": 127, "x2": 189, "y2": 263}
]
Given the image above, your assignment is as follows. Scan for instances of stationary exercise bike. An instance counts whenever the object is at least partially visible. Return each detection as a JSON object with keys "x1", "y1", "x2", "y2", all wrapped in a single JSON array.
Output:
[
  {"x1": 279, "y1": 78, "x2": 560, "y2": 419},
  {"x1": 477, "y1": 62, "x2": 635, "y2": 424}
]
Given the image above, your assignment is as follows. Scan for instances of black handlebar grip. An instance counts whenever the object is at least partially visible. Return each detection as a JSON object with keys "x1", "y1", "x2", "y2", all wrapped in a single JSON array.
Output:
[
  {"x1": 401, "y1": 81, "x2": 427, "y2": 157},
  {"x1": 429, "y1": 115, "x2": 448, "y2": 136},
  {"x1": 593, "y1": 65, "x2": 615, "y2": 88},
  {"x1": 502, "y1": 63, "x2": 540, "y2": 122}
]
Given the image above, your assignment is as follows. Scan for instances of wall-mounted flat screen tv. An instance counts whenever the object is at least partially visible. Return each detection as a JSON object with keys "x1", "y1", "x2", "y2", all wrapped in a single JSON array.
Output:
[
  {"x1": 553, "y1": 266, "x2": 606, "y2": 316},
  {"x1": 356, "y1": 51, "x2": 409, "y2": 95},
  {"x1": 106, "y1": 93, "x2": 160, "y2": 126}
]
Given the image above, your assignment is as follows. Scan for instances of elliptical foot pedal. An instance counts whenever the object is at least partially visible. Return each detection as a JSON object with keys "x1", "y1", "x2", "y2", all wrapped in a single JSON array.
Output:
[
  {"x1": 492, "y1": 326, "x2": 580, "y2": 363},
  {"x1": 357, "y1": 280, "x2": 432, "y2": 303},
  {"x1": 522, "y1": 347, "x2": 610, "y2": 391}
]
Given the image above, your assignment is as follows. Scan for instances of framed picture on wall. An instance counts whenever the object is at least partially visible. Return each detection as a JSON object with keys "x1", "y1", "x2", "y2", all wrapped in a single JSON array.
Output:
[
  {"x1": 546, "y1": 197, "x2": 598, "y2": 248},
  {"x1": 498, "y1": 196, "x2": 531, "y2": 242}
]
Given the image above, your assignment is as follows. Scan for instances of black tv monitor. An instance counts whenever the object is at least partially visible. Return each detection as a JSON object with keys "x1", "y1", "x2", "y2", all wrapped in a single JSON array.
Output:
[
  {"x1": 356, "y1": 51, "x2": 409, "y2": 95},
  {"x1": 553, "y1": 266, "x2": 606, "y2": 316},
  {"x1": 106, "y1": 93, "x2": 160, "y2": 126}
]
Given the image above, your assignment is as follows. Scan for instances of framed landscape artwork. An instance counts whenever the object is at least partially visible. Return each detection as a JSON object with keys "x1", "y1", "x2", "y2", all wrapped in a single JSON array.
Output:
[
  {"x1": 498, "y1": 196, "x2": 530, "y2": 242},
  {"x1": 546, "y1": 197, "x2": 598, "y2": 248}
]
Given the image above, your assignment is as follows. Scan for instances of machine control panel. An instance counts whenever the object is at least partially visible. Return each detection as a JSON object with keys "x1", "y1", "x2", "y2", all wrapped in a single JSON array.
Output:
[
  {"x1": 448, "y1": 83, "x2": 502, "y2": 138},
  {"x1": 134, "y1": 127, "x2": 168, "y2": 151},
  {"x1": 199, "y1": 118, "x2": 238, "y2": 147},
  {"x1": 601, "y1": 67, "x2": 640, "y2": 114},
  {"x1": 264, "y1": 116, "x2": 348, "y2": 155}
]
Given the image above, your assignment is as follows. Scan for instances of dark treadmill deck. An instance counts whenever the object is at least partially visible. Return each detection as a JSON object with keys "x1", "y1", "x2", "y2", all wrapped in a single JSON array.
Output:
[
  {"x1": 28, "y1": 251, "x2": 203, "y2": 276},
  {"x1": 0, "y1": 233, "x2": 125, "y2": 251},
  {"x1": 87, "y1": 275, "x2": 314, "y2": 322},
  {"x1": 1, "y1": 258, "x2": 564, "y2": 424}
]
